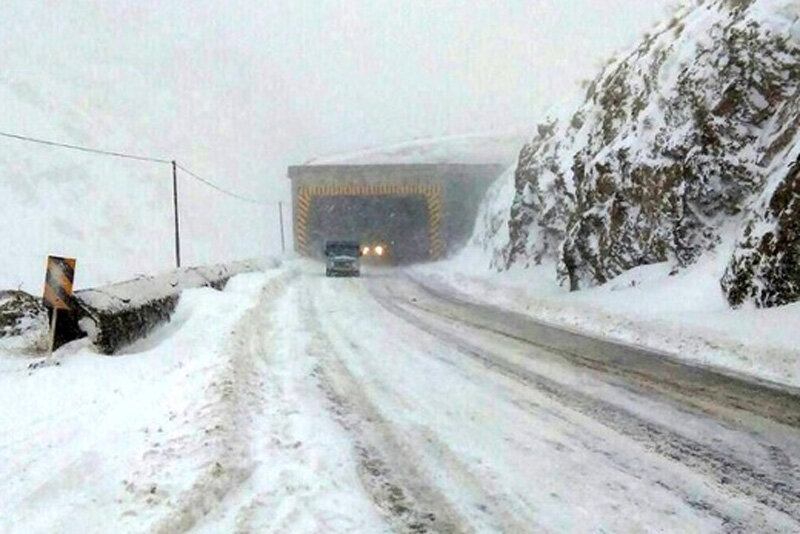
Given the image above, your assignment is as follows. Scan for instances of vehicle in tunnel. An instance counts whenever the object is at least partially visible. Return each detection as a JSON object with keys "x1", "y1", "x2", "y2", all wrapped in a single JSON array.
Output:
[
  {"x1": 361, "y1": 242, "x2": 393, "y2": 265},
  {"x1": 309, "y1": 195, "x2": 431, "y2": 265},
  {"x1": 324, "y1": 240, "x2": 361, "y2": 277}
]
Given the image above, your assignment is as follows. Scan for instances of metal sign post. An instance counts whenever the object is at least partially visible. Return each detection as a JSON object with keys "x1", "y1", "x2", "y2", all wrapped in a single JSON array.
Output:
[
  {"x1": 279, "y1": 201, "x2": 286, "y2": 254},
  {"x1": 42, "y1": 255, "x2": 76, "y2": 360}
]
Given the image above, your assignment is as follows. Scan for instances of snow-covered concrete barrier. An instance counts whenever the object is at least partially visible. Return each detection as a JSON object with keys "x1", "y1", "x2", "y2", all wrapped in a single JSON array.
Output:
[{"x1": 69, "y1": 259, "x2": 275, "y2": 355}]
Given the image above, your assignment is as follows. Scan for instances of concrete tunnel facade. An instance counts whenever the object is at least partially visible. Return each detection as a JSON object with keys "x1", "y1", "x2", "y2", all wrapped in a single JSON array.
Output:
[{"x1": 287, "y1": 164, "x2": 505, "y2": 263}]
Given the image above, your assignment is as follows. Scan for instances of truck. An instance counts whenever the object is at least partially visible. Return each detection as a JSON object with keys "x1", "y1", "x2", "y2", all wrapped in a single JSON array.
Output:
[{"x1": 324, "y1": 240, "x2": 361, "y2": 277}]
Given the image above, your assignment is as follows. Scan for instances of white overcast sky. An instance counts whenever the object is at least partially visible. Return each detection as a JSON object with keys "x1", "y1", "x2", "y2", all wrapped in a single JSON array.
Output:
[{"x1": 2, "y1": 1, "x2": 673, "y2": 200}]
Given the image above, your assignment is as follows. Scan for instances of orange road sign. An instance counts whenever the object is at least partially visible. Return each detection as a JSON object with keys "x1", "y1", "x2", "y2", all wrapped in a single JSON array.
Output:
[{"x1": 43, "y1": 256, "x2": 76, "y2": 310}]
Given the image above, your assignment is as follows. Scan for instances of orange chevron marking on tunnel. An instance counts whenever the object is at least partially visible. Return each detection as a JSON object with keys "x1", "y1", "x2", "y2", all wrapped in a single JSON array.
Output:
[{"x1": 294, "y1": 183, "x2": 444, "y2": 259}]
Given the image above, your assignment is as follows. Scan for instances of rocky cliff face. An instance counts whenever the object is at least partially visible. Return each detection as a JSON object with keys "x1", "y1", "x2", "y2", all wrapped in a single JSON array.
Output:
[
  {"x1": 722, "y1": 151, "x2": 800, "y2": 306},
  {"x1": 499, "y1": 0, "x2": 800, "y2": 307}
]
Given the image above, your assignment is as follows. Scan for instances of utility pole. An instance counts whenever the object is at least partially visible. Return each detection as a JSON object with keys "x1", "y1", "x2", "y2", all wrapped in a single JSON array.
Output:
[
  {"x1": 278, "y1": 201, "x2": 286, "y2": 254},
  {"x1": 172, "y1": 160, "x2": 181, "y2": 268}
]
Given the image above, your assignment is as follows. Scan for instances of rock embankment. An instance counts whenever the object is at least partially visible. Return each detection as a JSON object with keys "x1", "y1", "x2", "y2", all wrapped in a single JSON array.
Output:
[{"x1": 498, "y1": 0, "x2": 800, "y2": 307}]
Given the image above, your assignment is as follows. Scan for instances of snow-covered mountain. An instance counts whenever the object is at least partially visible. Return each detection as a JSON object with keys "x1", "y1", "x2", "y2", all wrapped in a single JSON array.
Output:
[
  {"x1": 0, "y1": 69, "x2": 277, "y2": 293},
  {"x1": 476, "y1": 0, "x2": 800, "y2": 308}
]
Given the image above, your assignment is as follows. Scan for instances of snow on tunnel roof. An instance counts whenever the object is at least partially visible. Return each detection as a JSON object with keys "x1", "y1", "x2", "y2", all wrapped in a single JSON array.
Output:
[{"x1": 304, "y1": 131, "x2": 528, "y2": 168}]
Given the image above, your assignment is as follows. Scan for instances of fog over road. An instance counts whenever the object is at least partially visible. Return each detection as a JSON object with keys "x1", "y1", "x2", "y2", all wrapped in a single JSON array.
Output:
[{"x1": 203, "y1": 262, "x2": 800, "y2": 532}]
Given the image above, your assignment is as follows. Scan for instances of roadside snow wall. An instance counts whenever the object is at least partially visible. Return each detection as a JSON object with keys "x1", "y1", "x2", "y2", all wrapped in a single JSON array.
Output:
[{"x1": 69, "y1": 259, "x2": 272, "y2": 354}]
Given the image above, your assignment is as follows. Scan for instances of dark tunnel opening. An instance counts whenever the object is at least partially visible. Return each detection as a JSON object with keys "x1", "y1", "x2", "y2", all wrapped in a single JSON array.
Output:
[{"x1": 308, "y1": 195, "x2": 431, "y2": 264}]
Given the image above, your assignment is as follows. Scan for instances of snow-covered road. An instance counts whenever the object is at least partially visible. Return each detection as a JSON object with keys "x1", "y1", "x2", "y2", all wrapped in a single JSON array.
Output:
[
  {"x1": 296, "y1": 266, "x2": 800, "y2": 533},
  {"x1": 3, "y1": 261, "x2": 799, "y2": 533}
]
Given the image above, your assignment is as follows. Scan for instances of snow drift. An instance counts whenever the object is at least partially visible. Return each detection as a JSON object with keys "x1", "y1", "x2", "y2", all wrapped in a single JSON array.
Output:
[{"x1": 486, "y1": 0, "x2": 800, "y2": 308}]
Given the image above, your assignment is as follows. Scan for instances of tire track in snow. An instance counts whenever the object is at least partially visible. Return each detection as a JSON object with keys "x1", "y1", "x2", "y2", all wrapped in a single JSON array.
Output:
[
  {"x1": 301, "y1": 280, "x2": 471, "y2": 533},
  {"x1": 393, "y1": 274, "x2": 800, "y2": 490},
  {"x1": 304, "y1": 278, "x2": 546, "y2": 533},
  {"x1": 367, "y1": 279, "x2": 800, "y2": 532},
  {"x1": 402, "y1": 272, "x2": 800, "y2": 428},
  {"x1": 388, "y1": 274, "x2": 800, "y2": 475},
  {"x1": 191, "y1": 268, "x2": 392, "y2": 534},
  {"x1": 147, "y1": 272, "x2": 294, "y2": 534}
]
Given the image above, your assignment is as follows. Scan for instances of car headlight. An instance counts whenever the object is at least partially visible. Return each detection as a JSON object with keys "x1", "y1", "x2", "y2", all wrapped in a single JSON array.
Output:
[
  {"x1": 375, "y1": 246, "x2": 384, "y2": 256},
  {"x1": 362, "y1": 246, "x2": 370, "y2": 256}
]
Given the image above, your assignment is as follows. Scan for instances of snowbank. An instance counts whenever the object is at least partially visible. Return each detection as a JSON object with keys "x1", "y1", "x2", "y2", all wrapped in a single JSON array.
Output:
[
  {"x1": 0, "y1": 291, "x2": 48, "y2": 352},
  {"x1": 0, "y1": 270, "x2": 280, "y2": 533},
  {"x1": 0, "y1": 259, "x2": 277, "y2": 356},
  {"x1": 0, "y1": 262, "x2": 388, "y2": 533}
]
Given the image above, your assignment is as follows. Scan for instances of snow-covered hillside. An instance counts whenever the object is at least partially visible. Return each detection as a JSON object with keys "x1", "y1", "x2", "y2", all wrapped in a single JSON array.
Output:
[
  {"x1": 0, "y1": 3, "x2": 286, "y2": 294},
  {"x1": 0, "y1": 73, "x2": 276, "y2": 293},
  {"x1": 479, "y1": 0, "x2": 800, "y2": 308}
]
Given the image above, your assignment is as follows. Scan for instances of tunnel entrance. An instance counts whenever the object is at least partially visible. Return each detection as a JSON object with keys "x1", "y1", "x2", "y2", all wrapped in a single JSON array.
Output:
[
  {"x1": 292, "y1": 182, "x2": 448, "y2": 263},
  {"x1": 309, "y1": 195, "x2": 431, "y2": 264},
  {"x1": 289, "y1": 165, "x2": 506, "y2": 263}
]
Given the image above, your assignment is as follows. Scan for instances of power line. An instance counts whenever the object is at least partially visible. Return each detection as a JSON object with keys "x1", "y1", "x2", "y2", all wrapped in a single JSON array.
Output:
[
  {"x1": 0, "y1": 129, "x2": 267, "y2": 205},
  {"x1": 1, "y1": 128, "x2": 285, "y2": 269},
  {"x1": 176, "y1": 163, "x2": 265, "y2": 205},
  {"x1": 0, "y1": 130, "x2": 171, "y2": 164}
]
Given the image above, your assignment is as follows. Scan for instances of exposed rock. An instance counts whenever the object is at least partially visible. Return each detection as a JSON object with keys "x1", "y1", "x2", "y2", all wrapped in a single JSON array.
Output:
[
  {"x1": 722, "y1": 154, "x2": 800, "y2": 307},
  {"x1": 498, "y1": 0, "x2": 800, "y2": 305},
  {"x1": 0, "y1": 290, "x2": 46, "y2": 339},
  {"x1": 464, "y1": 166, "x2": 518, "y2": 269}
]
